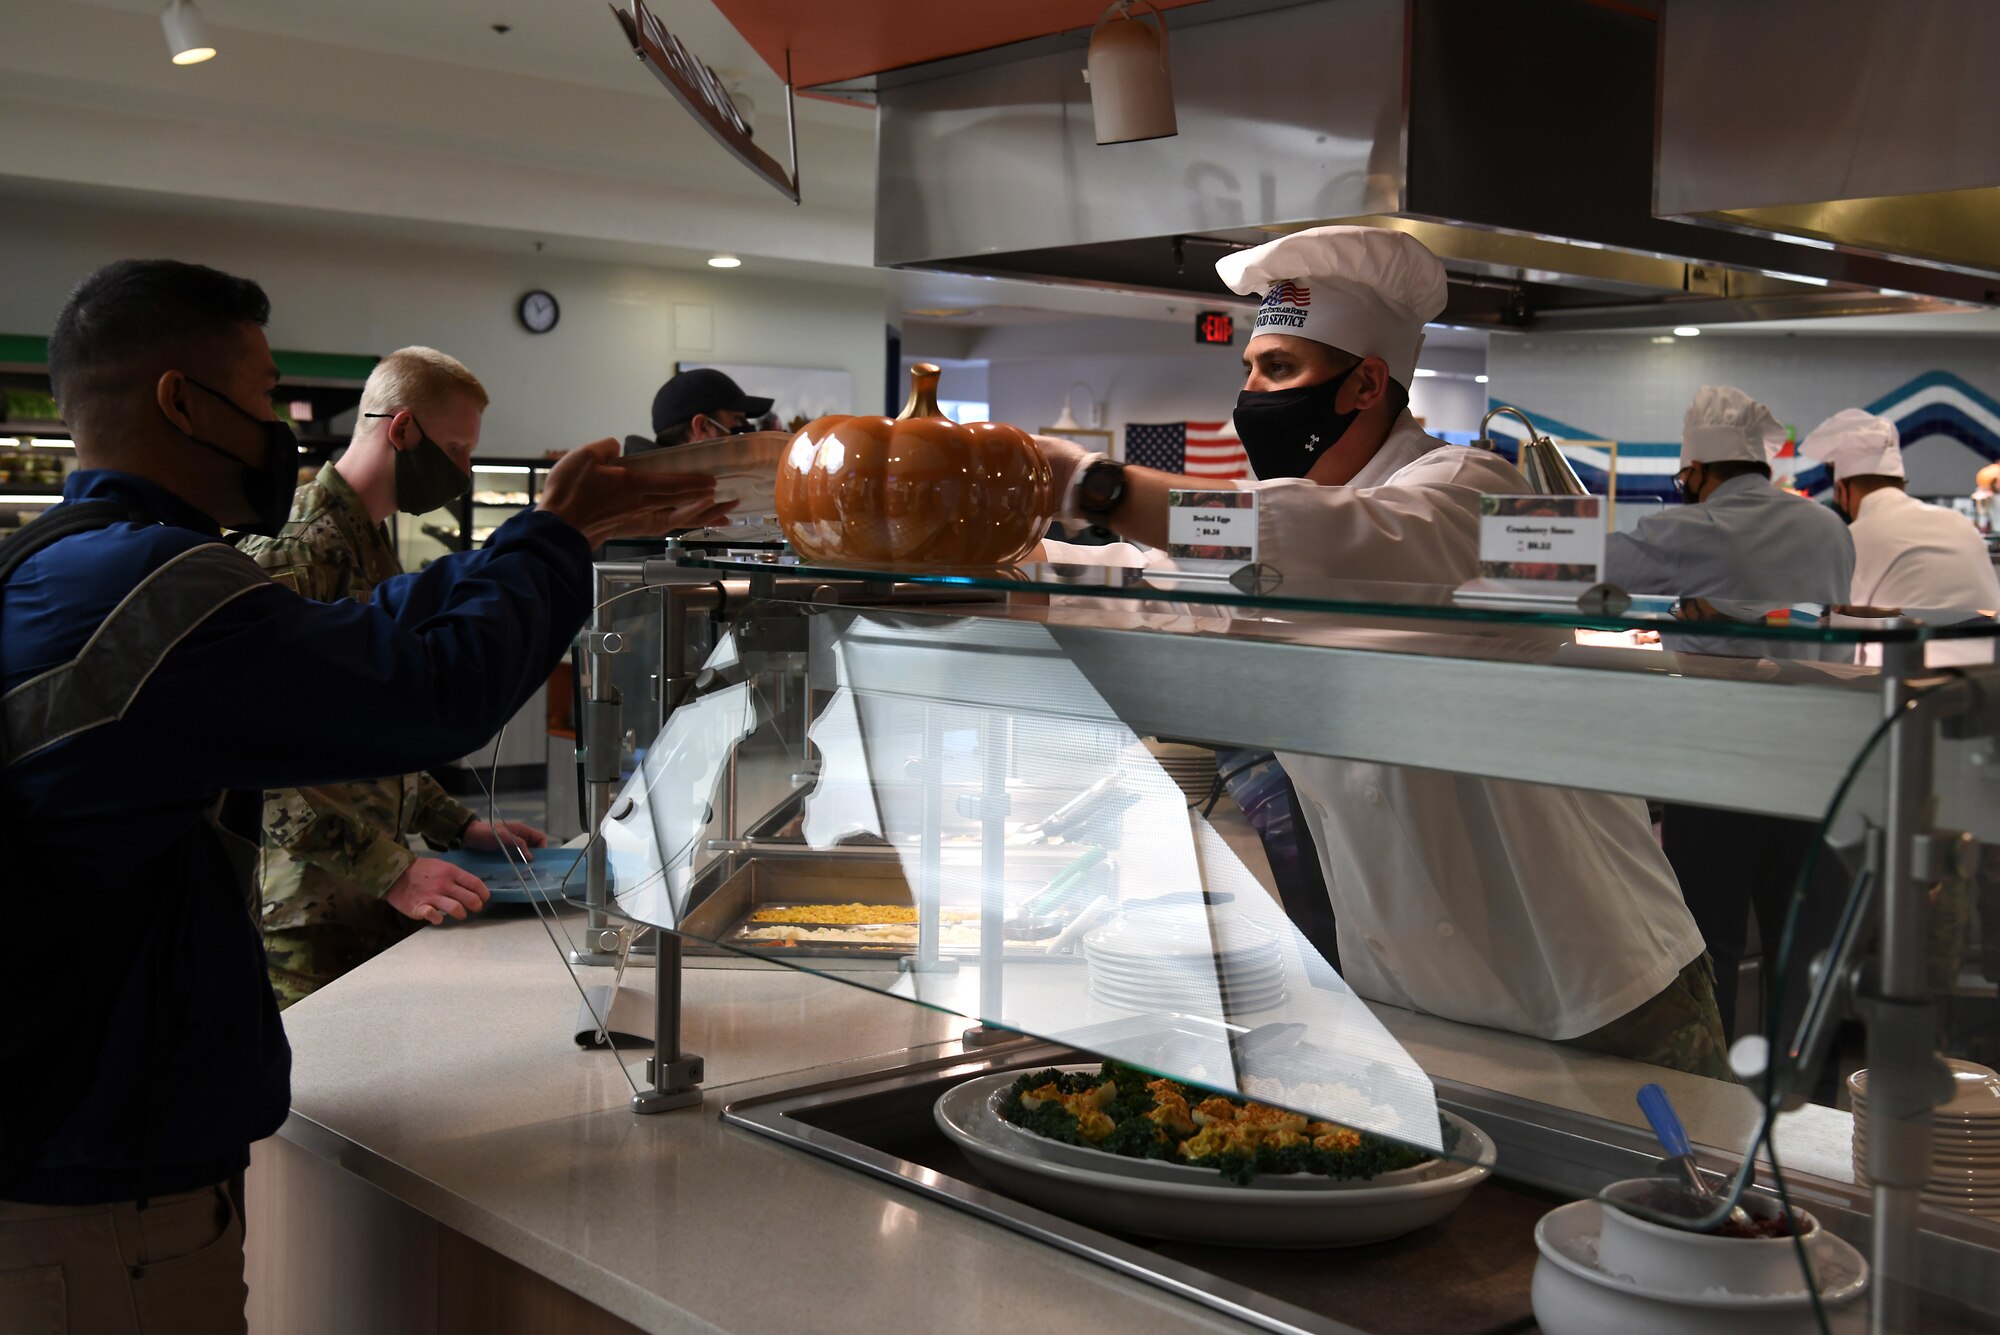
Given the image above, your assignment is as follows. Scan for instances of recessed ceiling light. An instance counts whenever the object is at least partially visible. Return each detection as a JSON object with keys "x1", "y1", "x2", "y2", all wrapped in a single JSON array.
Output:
[
  {"x1": 1412, "y1": 368, "x2": 1438, "y2": 378},
  {"x1": 1673, "y1": 325, "x2": 1701, "y2": 337},
  {"x1": 1474, "y1": 374, "x2": 1489, "y2": 384},
  {"x1": 161, "y1": 0, "x2": 216, "y2": 64},
  {"x1": 707, "y1": 255, "x2": 742, "y2": 269}
]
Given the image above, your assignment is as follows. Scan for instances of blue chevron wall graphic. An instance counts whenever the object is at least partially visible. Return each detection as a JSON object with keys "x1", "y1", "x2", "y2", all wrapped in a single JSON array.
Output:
[{"x1": 1481, "y1": 370, "x2": 2000, "y2": 502}]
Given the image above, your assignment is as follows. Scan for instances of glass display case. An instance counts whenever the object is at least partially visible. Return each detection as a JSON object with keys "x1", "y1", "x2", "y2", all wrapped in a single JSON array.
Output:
[{"x1": 519, "y1": 550, "x2": 2000, "y2": 1335}]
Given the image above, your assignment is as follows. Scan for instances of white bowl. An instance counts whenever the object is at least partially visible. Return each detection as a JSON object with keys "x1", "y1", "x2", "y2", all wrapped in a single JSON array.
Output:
[
  {"x1": 1597, "y1": 1178, "x2": 1820, "y2": 1296},
  {"x1": 1533, "y1": 1200, "x2": 1867, "y2": 1335}
]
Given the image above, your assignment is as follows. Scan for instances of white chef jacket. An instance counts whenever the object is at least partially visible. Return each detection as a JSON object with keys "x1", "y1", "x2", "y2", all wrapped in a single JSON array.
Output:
[
  {"x1": 1848, "y1": 487, "x2": 2000, "y2": 667},
  {"x1": 1604, "y1": 474, "x2": 1854, "y2": 604},
  {"x1": 1848, "y1": 487, "x2": 2000, "y2": 611},
  {"x1": 1049, "y1": 412, "x2": 1704, "y2": 1040},
  {"x1": 1604, "y1": 474, "x2": 1855, "y2": 662}
]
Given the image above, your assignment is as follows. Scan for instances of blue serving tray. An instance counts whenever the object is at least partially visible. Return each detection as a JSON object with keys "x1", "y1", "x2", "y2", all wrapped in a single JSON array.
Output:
[{"x1": 436, "y1": 846, "x2": 589, "y2": 904}]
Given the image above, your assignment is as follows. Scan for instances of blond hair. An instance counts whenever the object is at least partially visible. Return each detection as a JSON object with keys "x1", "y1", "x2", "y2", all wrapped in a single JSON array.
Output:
[{"x1": 358, "y1": 346, "x2": 489, "y2": 420}]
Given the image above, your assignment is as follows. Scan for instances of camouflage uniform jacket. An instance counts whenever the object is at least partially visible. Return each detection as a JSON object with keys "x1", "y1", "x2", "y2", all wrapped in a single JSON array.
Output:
[{"x1": 238, "y1": 463, "x2": 475, "y2": 933}]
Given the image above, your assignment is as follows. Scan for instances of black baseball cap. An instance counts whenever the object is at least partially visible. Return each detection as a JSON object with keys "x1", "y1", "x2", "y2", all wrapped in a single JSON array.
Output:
[{"x1": 650, "y1": 368, "x2": 773, "y2": 437}]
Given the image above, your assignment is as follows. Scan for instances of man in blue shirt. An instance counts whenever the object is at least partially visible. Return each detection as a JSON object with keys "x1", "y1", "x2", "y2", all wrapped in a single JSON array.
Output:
[{"x1": 0, "y1": 259, "x2": 727, "y2": 1332}]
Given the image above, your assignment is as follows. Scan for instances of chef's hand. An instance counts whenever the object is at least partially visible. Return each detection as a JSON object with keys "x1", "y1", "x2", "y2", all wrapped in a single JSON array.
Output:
[
  {"x1": 386, "y1": 857, "x2": 491, "y2": 925},
  {"x1": 463, "y1": 818, "x2": 547, "y2": 861},
  {"x1": 537, "y1": 438, "x2": 737, "y2": 544},
  {"x1": 1032, "y1": 434, "x2": 1101, "y2": 511}
]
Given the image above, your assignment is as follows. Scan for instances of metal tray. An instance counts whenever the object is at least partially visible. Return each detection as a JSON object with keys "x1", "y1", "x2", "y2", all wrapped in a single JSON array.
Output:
[
  {"x1": 680, "y1": 854, "x2": 917, "y2": 960},
  {"x1": 680, "y1": 844, "x2": 1110, "y2": 962}
]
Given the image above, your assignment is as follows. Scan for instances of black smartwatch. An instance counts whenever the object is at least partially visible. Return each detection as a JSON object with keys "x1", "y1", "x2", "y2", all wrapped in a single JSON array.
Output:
[{"x1": 1075, "y1": 458, "x2": 1130, "y2": 518}]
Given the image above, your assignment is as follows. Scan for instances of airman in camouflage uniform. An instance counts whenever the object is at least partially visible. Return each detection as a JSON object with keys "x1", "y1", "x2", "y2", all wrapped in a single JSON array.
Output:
[{"x1": 240, "y1": 461, "x2": 483, "y2": 1006}]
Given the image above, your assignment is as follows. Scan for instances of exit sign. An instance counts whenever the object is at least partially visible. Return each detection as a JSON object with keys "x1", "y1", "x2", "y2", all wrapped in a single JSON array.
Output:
[{"x1": 1195, "y1": 311, "x2": 1235, "y2": 345}]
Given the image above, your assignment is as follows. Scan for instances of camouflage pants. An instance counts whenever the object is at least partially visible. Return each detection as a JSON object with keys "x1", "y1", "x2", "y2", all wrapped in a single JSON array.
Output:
[
  {"x1": 1564, "y1": 953, "x2": 1733, "y2": 1081},
  {"x1": 264, "y1": 922, "x2": 414, "y2": 1009}
]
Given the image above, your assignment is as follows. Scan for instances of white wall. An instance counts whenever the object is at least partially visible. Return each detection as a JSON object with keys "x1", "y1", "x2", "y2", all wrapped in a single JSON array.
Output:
[
  {"x1": 0, "y1": 197, "x2": 887, "y2": 458},
  {"x1": 1487, "y1": 331, "x2": 2000, "y2": 494}
]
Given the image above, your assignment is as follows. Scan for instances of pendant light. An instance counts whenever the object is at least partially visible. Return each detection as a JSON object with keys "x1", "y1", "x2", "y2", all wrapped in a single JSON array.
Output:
[
  {"x1": 1083, "y1": 0, "x2": 1177, "y2": 145},
  {"x1": 161, "y1": 0, "x2": 217, "y2": 65}
]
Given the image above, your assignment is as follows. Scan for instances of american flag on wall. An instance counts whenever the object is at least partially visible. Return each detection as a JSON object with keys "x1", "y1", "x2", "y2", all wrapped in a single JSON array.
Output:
[{"x1": 1123, "y1": 421, "x2": 1248, "y2": 480}]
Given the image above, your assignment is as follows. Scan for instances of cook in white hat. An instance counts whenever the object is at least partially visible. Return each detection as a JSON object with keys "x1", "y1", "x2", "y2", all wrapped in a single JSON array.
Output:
[
  {"x1": 1604, "y1": 384, "x2": 1852, "y2": 607},
  {"x1": 1799, "y1": 408, "x2": 2000, "y2": 615},
  {"x1": 1031, "y1": 227, "x2": 1725, "y2": 1076},
  {"x1": 1036, "y1": 225, "x2": 1527, "y2": 582}
]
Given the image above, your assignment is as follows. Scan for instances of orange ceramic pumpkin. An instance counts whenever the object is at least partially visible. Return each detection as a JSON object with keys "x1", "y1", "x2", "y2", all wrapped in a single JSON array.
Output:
[{"x1": 775, "y1": 363, "x2": 1055, "y2": 565}]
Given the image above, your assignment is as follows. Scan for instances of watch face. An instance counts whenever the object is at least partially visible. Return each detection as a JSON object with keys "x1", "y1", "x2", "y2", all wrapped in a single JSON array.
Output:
[
  {"x1": 518, "y1": 290, "x2": 559, "y2": 334},
  {"x1": 1079, "y1": 461, "x2": 1125, "y2": 514}
]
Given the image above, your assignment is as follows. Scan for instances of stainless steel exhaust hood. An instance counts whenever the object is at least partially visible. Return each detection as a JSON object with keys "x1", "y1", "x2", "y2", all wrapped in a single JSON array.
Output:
[
  {"x1": 871, "y1": 0, "x2": 1994, "y2": 330},
  {"x1": 1656, "y1": 0, "x2": 2000, "y2": 287}
]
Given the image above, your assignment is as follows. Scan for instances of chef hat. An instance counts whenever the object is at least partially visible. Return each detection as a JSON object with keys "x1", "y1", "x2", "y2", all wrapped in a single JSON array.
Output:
[
  {"x1": 1215, "y1": 226, "x2": 1448, "y2": 386},
  {"x1": 1798, "y1": 408, "x2": 1905, "y2": 482},
  {"x1": 1681, "y1": 385, "x2": 1786, "y2": 465}
]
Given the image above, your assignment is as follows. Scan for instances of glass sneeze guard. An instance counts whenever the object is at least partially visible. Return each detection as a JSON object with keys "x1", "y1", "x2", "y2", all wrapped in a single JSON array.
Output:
[
  {"x1": 533, "y1": 554, "x2": 2000, "y2": 1332},
  {"x1": 669, "y1": 547, "x2": 2000, "y2": 649}
]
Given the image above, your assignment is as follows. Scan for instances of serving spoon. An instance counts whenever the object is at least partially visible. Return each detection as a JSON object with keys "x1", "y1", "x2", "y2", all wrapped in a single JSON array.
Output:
[{"x1": 1635, "y1": 1082, "x2": 1755, "y2": 1232}]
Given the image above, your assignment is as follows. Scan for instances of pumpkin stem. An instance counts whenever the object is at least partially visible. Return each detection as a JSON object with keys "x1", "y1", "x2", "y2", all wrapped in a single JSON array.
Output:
[{"x1": 897, "y1": 362, "x2": 944, "y2": 420}]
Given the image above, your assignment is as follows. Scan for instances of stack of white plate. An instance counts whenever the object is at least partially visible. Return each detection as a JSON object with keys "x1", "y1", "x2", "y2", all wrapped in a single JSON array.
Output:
[
  {"x1": 1850, "y1": 1058, "x2": 2000, "y2": 1219},
  {"x1": 1143, "y1": 740, "x2": 1220, "y2": 805},
  {"x1": 1083, "y1": 907, "x2": 1287, "y2": 1014}
]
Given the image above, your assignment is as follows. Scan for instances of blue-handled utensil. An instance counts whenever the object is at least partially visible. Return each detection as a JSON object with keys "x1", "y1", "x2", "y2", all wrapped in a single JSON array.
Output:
[{"x1": 1637, "y1": 1082, "x2": 1752, "y2": 1228}]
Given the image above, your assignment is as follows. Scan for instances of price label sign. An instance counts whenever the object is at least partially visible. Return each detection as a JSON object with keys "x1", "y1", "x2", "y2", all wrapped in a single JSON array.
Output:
[
  {"x1": 1167, "y1": 488, "x2": 1258, "y2": 565},
  {"x1": 1476, "y1": 495, "x2": 1605, "y2": 584}
]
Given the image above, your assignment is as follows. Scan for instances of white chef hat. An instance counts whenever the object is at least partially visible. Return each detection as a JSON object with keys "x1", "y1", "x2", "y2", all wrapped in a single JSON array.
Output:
[
  {"x1": 1215, "y1": 226, "x2": 1448, "y2": 386},
  {"x1": 1682, "y1": 385, "x2": 1786, "y2": 465},
  {"x1": 1798, "y1": 408, "x2": 1905, "y2": 482}
]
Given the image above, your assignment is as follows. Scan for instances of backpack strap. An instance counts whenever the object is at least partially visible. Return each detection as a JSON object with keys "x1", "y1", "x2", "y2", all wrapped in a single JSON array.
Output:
[{"x1": 1, "y1": 501, "x2": 272, "y2": 767}]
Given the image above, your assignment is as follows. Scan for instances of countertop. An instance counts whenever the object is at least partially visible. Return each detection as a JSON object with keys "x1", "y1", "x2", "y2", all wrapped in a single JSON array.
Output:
[{"x1": 269, "y1": 905, "x2": 1858, "y2": 1335}]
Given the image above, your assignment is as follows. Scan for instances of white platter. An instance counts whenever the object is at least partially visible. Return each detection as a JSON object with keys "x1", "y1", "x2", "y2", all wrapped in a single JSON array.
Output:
[
  {"x1": 1532, "y1": 1199, "x2": 1867, "y2": 1335},
  {"x1": 934, "y1": 1068, "x2": 1492, "y2": 1247},
  {"x1": 972, "y1": 1071, "x2": 1450, "y2": 1193}
]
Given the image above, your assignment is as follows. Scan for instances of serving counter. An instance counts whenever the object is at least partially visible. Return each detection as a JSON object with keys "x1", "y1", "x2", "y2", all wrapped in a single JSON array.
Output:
[
  {"x1": 258, "y1": 551, "x2": 2000, "y2": 1333},
  {"x1": 251, "y1": 909, "x2": 1860, "y2": 1335}
]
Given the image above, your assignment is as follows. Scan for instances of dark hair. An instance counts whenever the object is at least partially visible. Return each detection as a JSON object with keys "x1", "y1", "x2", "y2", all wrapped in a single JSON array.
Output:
[
  {"x1": 1702, "y1": 460, "x2": 1772, "y2": 484},
  {"x1": 48, "y1": 259, "x2": 270, "y2": 422},
  {"x1": 652, "y1": 422, "x2": 693, "y2": 450}
]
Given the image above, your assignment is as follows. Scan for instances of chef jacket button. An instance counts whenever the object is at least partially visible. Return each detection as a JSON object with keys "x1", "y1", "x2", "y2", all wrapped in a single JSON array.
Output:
[
  {"x1": 1364, "y1": 786, "x2": 1381, "y2": 805},
  {"x1": 1436, "y1": 921, "x2": 1455, "y2": 938},
  {"x1": 1365, "y1": 937, "x2": 1387, "y2": 954}
]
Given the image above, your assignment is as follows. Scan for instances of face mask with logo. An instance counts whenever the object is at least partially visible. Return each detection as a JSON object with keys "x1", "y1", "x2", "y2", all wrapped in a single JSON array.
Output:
[
  {"x1": 366, "y1": 413, "x2": 472, "y2": 515},
  {"x1": 1231, "y1": 362, "x2": 1361, "y2": 481},
  {"x1": 176, "y1": 377, "x2": 301, "y2": 536}
]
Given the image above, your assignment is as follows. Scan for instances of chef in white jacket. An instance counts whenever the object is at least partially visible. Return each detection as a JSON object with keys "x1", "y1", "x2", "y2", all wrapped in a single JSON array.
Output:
[
  {"x1": 1605, "y1": 386, "x2": 1853, "y2": 606},
  {"x1": 1037, "y1": 226, "x2": 1724, "y2": 1076},
  {"x1": 1799, "y1": 408, "x2": 2000, "y2": 614}
]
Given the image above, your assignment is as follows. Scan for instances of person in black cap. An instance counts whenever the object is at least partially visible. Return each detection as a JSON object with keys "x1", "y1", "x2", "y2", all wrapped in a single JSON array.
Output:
[{"x1": 631, "y1": 367, "x2": 774, "y2": 454}]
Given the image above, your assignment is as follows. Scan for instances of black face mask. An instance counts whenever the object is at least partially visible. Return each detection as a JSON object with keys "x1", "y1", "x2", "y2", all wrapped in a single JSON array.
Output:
[
  {"x1": 366, "y1": 412, "x2": 472, "y2": 515},
  {"x1": 177, "y1": 377, "x2": 301, "y2": 536},
  {"x1": 1231, "y1": 363, "x2": 1362, "y2": 481},
  {"x1": 1676, "y1": 466, "x2": 1703, "y2": 506}
]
